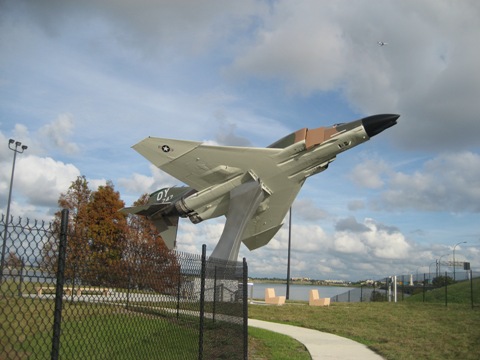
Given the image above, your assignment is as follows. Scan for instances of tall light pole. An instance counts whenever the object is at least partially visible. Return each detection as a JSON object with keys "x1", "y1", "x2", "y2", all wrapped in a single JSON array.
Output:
[
  {"x1": 453, "y1": 241, "x2": 467, "y2": 281},
  {"x1": 428, "y1": 261, "x2": 437, "y2": 282},
  {"x1": 0, "y1": 139, "x2": 28, "y2": 283},
  {"x1": 438, "y1": 253, "x2": 450, "y2": 277},
  {"x1": 286, "y1": 207, "x2": 292, "y2": 300}
]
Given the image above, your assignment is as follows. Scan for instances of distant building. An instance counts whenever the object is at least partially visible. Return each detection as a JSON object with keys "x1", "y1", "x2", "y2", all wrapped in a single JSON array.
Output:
[
  {"x1": 323, "y1": 279, "x2": 350, "y2": 285},
  {"x1": 291, "y1": 277, "x2": 311, "y2": 282}
]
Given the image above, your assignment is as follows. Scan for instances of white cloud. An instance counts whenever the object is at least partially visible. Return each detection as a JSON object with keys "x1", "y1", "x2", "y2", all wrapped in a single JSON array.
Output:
[
  {"x1": 2, "y1": 0, "x2": 480, "y2": 281},
  {"x1": 334, "y1": 217, "x2": 410, "y2": 260},
  {"x1": 293, "y1": 198, "x2": 329, "y2": 222},
  {"x1": 88, "y1": 179, "x2": 108, "y2": 192},
  {"x1": 15, "y1": 156, "x2": 80, "y2": 207},
  {"x1": 176, "y1": 220, "x2": 225, "y2": 255},
  {"x1": 9, "y1": 0, "x2": 266, "y2": 60},
  {"x1": 363, "y1": 218, "x2": 411, "y2": 259},
  {"x1": 349, "y1": 158, "x2": 390, "y2": 189},
  {"x1": 378, "y1": 152, "x2": 480, "y2": 212},
  {"x1": 38, "y1": 113, "x2": 79, "y2": 155},
  {"x1": 0, "y1": 152, "x2": 80, "y2": 220},
  {"x1": 225, "y1": 1, "x2": 480, "y2": 151},
  {"x1": 334, "y1": 233, "x2": 367, "y2": 255},
  {"x1": 228, "y1": 3, "x2": 348, "y2": 94},
  {"x1": 118, "y1": 164, "x2": 185, "y2": 200},
  {"x1": 347, "y1": 199, "x2": 365, "y2": 211}
]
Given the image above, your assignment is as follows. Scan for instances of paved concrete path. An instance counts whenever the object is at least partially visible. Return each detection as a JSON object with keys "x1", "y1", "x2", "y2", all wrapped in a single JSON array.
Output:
[{"x1": 249, "y1": 319, "x2": 384, "y2": 360}]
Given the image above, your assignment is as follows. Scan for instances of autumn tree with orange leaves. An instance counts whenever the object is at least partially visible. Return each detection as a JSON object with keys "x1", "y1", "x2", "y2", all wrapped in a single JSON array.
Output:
[
  {"x1": 43, "y1": 177, "x2": 180, "y2": 293},
  {"x1": 124, "y1": 194, "x2": 180, "y2": 293},
  {"x1": 42, "y1": 176, "x2": 91, "y2": 280},
  {"x1": 82, "y1": 181, "x2": 128, "y2": 287}
]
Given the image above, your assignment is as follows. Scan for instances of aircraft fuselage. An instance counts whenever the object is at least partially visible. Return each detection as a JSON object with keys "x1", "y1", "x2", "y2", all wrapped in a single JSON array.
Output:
[{"x1": 122, "y1": 114, "x2": 399, "y2": 252}]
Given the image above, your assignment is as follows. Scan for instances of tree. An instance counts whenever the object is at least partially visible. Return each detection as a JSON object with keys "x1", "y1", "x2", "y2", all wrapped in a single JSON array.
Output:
[
  {"x1": 124, "y1": 194, "x2": 180, "y2": 293},
  {"x1": 83, "y1": 181, "x2": 128, "y2": 286},
  {"x1": 56, "y1": 175, "x2": 91, "y2": 232},
  {"x1": 370, "y1": 291, "x2": 387, "y2": 302},
  {"x1": 6, "y1": 251, "x2": 23, "y2": 269},
  {"x1": 432, "y1": 275, "x2": 455, "y2": 287},
  {"x1": 43, "y1": 179, "x2": 181, "y2": 292},
  {"x1": 41, "y1": 176, "x2": 92, "y2": 278}
]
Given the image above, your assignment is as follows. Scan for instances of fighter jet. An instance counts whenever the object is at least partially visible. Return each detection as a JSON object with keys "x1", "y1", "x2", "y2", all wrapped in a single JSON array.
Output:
[{"x1": 122, "y1": 114, "x2": 399, "y2": 261}]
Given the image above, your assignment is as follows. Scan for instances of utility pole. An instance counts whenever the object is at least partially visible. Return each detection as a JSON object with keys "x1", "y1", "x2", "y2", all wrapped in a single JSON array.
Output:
[
  {"x1": 286, "y1": 207, "x2": 292, "y2": 300},
  {"x1": 453, "y1": 241, "x2": 467, "y2": 281},
  {"x1": 0, "y1": 139, "x2": 28, "y2": 283}
]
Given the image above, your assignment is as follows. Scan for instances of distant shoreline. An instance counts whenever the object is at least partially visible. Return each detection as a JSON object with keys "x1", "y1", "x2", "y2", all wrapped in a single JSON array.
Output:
[{"x1": 249, "y1": 279, "x2": 357, "y2": 287}]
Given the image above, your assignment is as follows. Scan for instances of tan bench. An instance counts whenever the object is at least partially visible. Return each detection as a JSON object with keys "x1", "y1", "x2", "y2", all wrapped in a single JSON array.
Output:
[
  {"x1": 74, "y1": 287, "x2": 111, "y2": 296},
  {"x1": 309, "y1": 289, "x2": 330, "y2": 306},
  {"x1": 36, "y1": 286, "x2": 72, "y2": 296},
  {"x1": 265, "y1": 288, "x2": 285, "y2": 305},
  {"x1": 36, "y1": 286, "x2": 111, "y2": 296}
]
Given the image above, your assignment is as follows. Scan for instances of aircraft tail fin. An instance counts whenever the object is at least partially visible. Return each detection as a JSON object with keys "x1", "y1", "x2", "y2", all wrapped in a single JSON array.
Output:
[
  {"x1": 242, "y1": 224, "x2": 284, "y2": 250},
  {"x1": 151, "y1": 216, "x2": 179, "y2": 250},
  {"x1": 120, "y1": 203, "x2": 168, "y2": 217}
]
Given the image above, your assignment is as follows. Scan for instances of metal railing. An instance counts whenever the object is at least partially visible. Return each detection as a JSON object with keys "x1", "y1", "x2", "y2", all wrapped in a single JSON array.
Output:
[
  {"x1": 332, "y1": 271, "x2": 479, "y2": 307},
  {"x1": 1, "y1": 210, "x2": 248, "y2": 359}
]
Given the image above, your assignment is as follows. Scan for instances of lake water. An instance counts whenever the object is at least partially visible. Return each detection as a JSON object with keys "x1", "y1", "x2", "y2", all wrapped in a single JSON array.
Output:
[{"x1": 249, "y1": 283, "x2": 355, "y2": 301}]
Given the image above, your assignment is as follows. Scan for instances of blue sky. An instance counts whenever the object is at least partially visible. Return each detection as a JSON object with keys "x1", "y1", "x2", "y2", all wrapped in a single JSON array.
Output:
[{"x1": 1, "y1": 0, "x2": 479, "y2": 281}]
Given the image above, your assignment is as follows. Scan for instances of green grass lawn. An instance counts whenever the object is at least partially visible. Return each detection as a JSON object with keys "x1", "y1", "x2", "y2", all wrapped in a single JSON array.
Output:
[
  {"x1": 21, "y1": 314, "x2": 199, "y2": 360},
  {"x1": 2, "y1": 278, "x2": 478, "y2": 359},
  {"x1": 1, "y1": 288, "x2": 234, "y2": 359},
  {"x1": 248, "y1": 327, "x2": 310, "y2": 360},
  {"x1": 248, "y1": 278, "x2": 480, "y2": 360}
]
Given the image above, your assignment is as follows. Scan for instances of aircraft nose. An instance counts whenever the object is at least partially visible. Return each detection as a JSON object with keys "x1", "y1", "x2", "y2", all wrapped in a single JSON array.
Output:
[{"x1": 362, "y1": 114, "x2": 399, "y2": 138}]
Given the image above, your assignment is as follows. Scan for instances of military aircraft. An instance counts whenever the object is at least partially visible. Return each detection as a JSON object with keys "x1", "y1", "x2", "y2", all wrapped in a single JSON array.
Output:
[{"x1": 122, "y1": 114, "x2": 399, "y2": 261}]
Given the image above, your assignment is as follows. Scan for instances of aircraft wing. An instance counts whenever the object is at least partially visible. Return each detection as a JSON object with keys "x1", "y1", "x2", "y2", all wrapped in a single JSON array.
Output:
[
  {"x1": 241, "y1": 181, "x2": 303, "y2": 250},
  {"x1": 133, "y1": 137, "x2": 284, "y2": 190},
  {"x1": 133, "y1": 137, "x2": 304, "y2": 248}
]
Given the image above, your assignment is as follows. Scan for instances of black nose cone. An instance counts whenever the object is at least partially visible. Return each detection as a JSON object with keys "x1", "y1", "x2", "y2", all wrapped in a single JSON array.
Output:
[{"x1": 362, "y1": 114, "x2": 399, "y2": 138}]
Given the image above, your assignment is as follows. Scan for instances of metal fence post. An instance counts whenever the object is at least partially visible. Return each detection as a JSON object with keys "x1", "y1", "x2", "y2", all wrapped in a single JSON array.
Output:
[
  {"x1": 423, "y1": 273, "x2": 426, "y2": 302},
  {"x1": 198, "y1": 244, "x2": 206, "y2": 360},
  {"x1": 213, "y1": 266, "x2": 217, "y2": 324},
  {"x1": 387, "y1": 277, "x2": 390, "y2": 302},
  {"x1": 51, "y1": 209, "x2": 69, "y2": 360},
  {"x1": 176, "y1": 266, "x2": 181, "y2": 320},
  {"x1": 243, "y1": 257, "x2": 248, "y2": 360},
  {"x1": 401, "y1": 275, "x2": 405, "y2": 301},
  {"x1": 126, "y1": 264, "x2": 131, "y2": 310},
  {"x1": 444, "y1": 271, "x2": 448, "y2": 307},
  {"x1": 17, "y1": 257, "x2": 25, "y2": 297},
  {"x1": 470, "y1": 269, "x2": 474, "y2": 309}
]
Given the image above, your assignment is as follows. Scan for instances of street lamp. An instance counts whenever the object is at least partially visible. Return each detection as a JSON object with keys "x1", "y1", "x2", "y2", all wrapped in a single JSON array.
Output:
[
  {"x1": 453, "y1": 241, "x2": 467, "y2": 281},
  {"x1": 428, "y1": 261, "x2": 437, "y2": 282},
  {"x1": 438, "y1": 253, "x2": 450, "y2": 277},
  {"x1": 415, "y1": 266, "x2": 424, "y2": 283},
  {"x1": 0, "y1": 139, "x2": 28, "y2": 283},
  {"x1": 286, "y1": 207, "x2": 292, "y2": 300}
]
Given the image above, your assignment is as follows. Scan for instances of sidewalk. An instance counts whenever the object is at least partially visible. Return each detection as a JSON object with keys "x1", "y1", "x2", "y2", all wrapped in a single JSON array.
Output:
[{"x1": 249, "y1": 319, "x2": 384, "y2": 360}]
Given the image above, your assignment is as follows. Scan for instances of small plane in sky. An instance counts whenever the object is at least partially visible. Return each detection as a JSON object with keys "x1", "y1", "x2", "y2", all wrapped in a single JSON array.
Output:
[
  {"x1": 377, "y1": 41, "x2": 388, "y2": 46},
  {"x1": 122, "y1": 114, "x2": 399, "y2": 261}
]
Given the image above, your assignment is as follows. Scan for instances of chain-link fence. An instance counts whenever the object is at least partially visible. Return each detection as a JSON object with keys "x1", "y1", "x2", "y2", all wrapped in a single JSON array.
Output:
[
  {"x1": 1, "y1": 210, "x2": 248, "y2": 359},
  {"x1": 332, "y1": 271, "x2": 480, "y2": 307}
]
